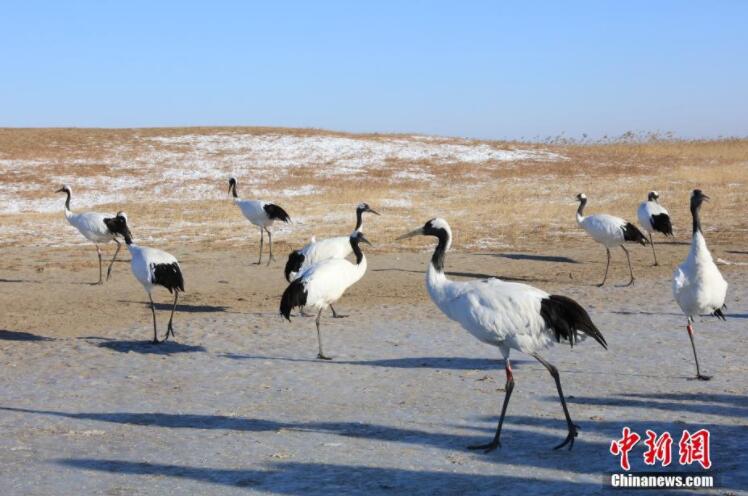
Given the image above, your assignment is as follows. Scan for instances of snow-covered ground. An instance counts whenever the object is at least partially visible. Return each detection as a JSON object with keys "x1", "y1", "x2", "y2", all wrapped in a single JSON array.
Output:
[{"x1": 0, "y1": 133, "x2": 564, "y2": 215}]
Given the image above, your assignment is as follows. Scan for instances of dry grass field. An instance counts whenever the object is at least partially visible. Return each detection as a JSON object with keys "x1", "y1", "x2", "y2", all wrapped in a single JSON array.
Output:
[{"x1": 1, "y1": 127, "x2": 746, "y2": 255}]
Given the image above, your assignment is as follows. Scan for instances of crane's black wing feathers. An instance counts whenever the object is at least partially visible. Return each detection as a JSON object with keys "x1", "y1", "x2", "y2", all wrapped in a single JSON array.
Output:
[
  {"x1": 622, "y1": 222, "x2": 648, "y2": 245},
  {"x1": 650, "y1": 213, "x2": 673, "y2": 236},
  {"x1": 280, "y1": 278, "x2": 307, "y2": 320},
  {"x1": 540, "y1": 295, "x2": 607, "y2": 349},
  {"x1": 151, "y1": 263, "x2": 185, "y2": 293},
  {"x1": 264, "y1": 204, "x2": 291, "y2": 223}
]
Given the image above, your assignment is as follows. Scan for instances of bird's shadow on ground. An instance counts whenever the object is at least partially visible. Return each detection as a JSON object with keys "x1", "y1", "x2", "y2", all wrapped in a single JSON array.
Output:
[
  {"x1": 2, "y1": 397, "x2": 742, "y2": 493},
  {"x1": 82, "y1": 337, "x2": 205, "y2": 354},
  {"x1": 476, "y1": 253, "x2": 580, "y2": 264},
  {"x1": 0, "y1": 278, "x2": 40, "y2": 284},
  {"x1": 116, "y1": 300, "x2": 229, "y2": 313},
  {"x1": 52, "y1": 458, "x2": 620, "y2": 495},
  {"x1": 220, "y1": 353, "x2": 524, "y2": 371},
  {"x1": 0, "y1": 330, "x2": 53, "y2": 341},
  {"x1": 553, "y1": 392, "x2": 748, "y2": 418}
]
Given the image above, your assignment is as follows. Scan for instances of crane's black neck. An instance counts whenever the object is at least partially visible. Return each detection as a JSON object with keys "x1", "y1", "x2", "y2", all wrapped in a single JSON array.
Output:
[
  {"x1": 430, "y1": 230, "x2": 449, "y2": 273},
  {"x1": 64, "y1": 190, "x2": 71, "y2": 210},
  {"x1": 691, "y1": 201, "x2": 702, "y2": 234},
  {"x1": 350, "y1": 236, "x2": 364, "y2": 264},
  {"x1": 577, "y1": 198, "x2": 587, "y2": 216},
  {"x1": 124, "y1": 232, "x2": 134, "y2": 245},
  {"x1": 230, "y1": 183, "x2": 238, "y2": 198},
  {"x1": 354, "y1": 208, "x2": 364, "y2": 231}
]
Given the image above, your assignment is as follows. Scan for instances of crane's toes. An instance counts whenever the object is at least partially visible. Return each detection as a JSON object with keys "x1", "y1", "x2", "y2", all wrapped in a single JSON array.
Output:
[
  {"x1": 553, "y1": 425, "x2": 579, "y2": 451},
  {"x1": 467, "y1": 440, "x2": 500, "y2": 453},
  {"x1": 624, "y1": 278, "x2": 635, "y2": 287},
  {"x1": 696, "y1": 374, "x2": 712, "y2": 381},
  {"x1": 317, "y1": 354, "x2": 333, "y2": 361},
  {"x1": 332, "y1": 314, "x2": 349, "y2": 319},
  {"x1": 596, "y1": 282, "x2": 605, "y2": 288}
]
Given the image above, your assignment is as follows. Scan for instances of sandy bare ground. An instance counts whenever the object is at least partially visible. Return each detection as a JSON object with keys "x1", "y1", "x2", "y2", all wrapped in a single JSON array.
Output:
[{"x1": 0, "y1": 242, "x2": 746, "y2": 495}]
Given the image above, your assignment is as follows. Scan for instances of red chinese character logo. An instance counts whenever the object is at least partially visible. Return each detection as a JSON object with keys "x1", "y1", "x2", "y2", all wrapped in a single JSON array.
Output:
[
  {"x1": 678, "y1": 429, "x2": 711, "y2": 469},
  {"x1": 643, "y1": 430, "x2": 673, "y2": 467},
  {"x1": 610, "y1": 427, "x2": 641, "y2": 471}
]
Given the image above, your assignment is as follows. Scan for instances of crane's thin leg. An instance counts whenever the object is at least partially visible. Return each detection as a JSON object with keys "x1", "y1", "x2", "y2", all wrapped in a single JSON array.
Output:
[
  {"x1": 687, "y1": 321, "x2": 711, "y2": 381},
  {"x1": 316, "y1": 308, "x2": 331, "y2": 360},
  {"x1": 621, "y1": 245, "x2": 635, "y2": 286},
  {"x1": 266, "y1": 227, "x2": 275, "y2": 265},
  {"x1": 533, "y1": 353, "x2": 579, "y2": 450},
  {"x1": 468, "y1": 358, "x2": 514, "y2": 453},
  {"x1": 106, "y1": 239, "x2": 121, "y2": 281},
  {"x1": 649, "y1": 233, "x2": 658, "y2": 266},
  {"x1": 148, "y1": 293, "x2": 160, "y2": 344},
  {"x1": 255, "y1": 228, "x2": 264, "y2": 265},
  {"x1": 330, "y1": 304, "x2": 348, "y2": 318},
  {"x1": 95, "y1": 244, "x2": 103, "y2": 285},
  {"x1": 598, "y1": 248, "x2": 611, "y2": 287},
  {"x1": 165, "y1": 292, "x2": 179, "y2": 341}
]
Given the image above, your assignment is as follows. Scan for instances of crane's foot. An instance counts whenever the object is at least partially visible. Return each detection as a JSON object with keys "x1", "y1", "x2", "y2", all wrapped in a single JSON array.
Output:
[
  {"x1": 596, "y1": 282, "x2": 605, "y2": 288},
  {"x1": 151, "y1": 338, "x2": 161, "y2": 345},
  {"x1": 467, "y1": 439, "x2": 500, "y2": 453},
  {"x1": 624, "y1": 278, "x2": 635, "y2": 287},
  {"x1": 317, "y1": 353, "x2": 332, "y2": 361},
  {"x1": 553, "y1": 424, "x2": 579, "y2": 450},
  {"x1": 691, "y1": 374, "x2": 712, "y2": 381},
  {"x1": 332, "y1": 313, "x2": 349, "y2": 319}
]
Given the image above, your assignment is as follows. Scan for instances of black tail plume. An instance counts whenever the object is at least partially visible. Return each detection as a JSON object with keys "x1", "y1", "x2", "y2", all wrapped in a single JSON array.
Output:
[
  {"x1": 540, "y1": 295, "x2": 607, "y2": 349},
  {"x1": 622, "y1": 222, "x2": 648, "y2": 245},
  {"x1": 280, "y1": 278, "x2": 307, "y2": 321},
  {"x1": 284, "y1": 250, "x2": 305, "y2": 282},
  {"x1": 650, "y1": 213, "x2": 673, "y2": 236},
  {"x1": 264, "y1": 204, "x2": 291, "y2": 223},
  {"x1": 151, "y1": 263, "x2": 185, "y2": 294}
]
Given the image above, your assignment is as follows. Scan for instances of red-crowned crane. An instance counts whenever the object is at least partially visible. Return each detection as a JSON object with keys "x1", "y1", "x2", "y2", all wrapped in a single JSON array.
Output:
[
  {"x1": 673, "y1": 189, "x2": 728, "y2": 380},
  {"x1": 576, "y1": 193, "x2": 648, "y2": 286},
  {"x1": 56, "y1": 185, "x2": 123, "y2": 285},
  {"x1": 398, "y1": 218, "x2": 606, "y2": 452},
  {"x1": 228, "y1": 177, "x2": 290, "y2": 265},
  {"x1": 280, "y1": 231, "x2": 371, "y2": 360},
  {"x1": 106, "y1": 213, "x2": 185, "y2": 344},
  {"x1": 637, "y1": 191, "x2": 673, "y2": 266}
]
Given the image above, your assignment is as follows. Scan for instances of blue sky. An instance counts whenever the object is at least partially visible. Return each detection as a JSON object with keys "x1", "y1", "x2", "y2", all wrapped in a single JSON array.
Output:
[{"x1": 1, "y1": 1, "x2": 746, "y2": 139}]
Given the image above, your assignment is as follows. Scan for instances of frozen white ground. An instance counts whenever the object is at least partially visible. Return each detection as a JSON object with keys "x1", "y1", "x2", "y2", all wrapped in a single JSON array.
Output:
[
  {"x1": 0, "y1": 276, "x2": 745, "y2": 495},
  {"x1": 0, "y1": 133, "x2": 563, "y2": 216}
]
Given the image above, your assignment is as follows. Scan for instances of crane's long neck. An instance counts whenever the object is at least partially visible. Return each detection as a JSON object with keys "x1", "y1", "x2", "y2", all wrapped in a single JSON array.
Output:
[
  {"x1": 350, "y1": 237, "x2": 365, "y2": 265},
  {"x1": 354, "y1": 208, "x2": 364, "y2": 232},
  {"x1": 576, "y1": 199, "x2": 586, "y2": 224},
  {"x1": 691, "y1": 202, "x2": 702, "y2": 235},
  {"x1": 426, "y1": 231, "x2": 450, "y2": 293},
  {"x1": 687, "y1": 201, "x2": 711, "y2": 264},
  {"x1": 230, "y1": 183, "x2": 239, "y2": 199}
]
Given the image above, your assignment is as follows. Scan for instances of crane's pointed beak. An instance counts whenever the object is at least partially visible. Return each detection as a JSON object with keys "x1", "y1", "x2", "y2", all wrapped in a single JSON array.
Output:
[
  {"x1": 367, "y1": 208, "x2": 381, "y2": 216},
  {"x1": 396, "y1": 227, "x2": 424, "y2": 241},
  {"x1": 359, "y1": 235, "x2": 373, "y2": 246},
  {"x1": 55, "y1": 187, "x2": 66, "y2": 193},
  {"x1": 702, "y1": 194, "x2": 710, "y2": 202}
]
